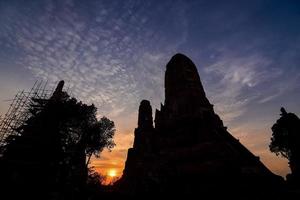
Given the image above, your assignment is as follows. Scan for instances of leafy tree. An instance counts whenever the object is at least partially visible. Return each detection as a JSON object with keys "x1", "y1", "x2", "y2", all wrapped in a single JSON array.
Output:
[
  {"x1": 270, "y1": 107, "x2": 300, "y2": 179},
  {"x1": 85, "y1": 117, "x2": 116, "y2": 167},
  {"x1": 0, "y1": 81, "x2": 116, "y2": 199}
]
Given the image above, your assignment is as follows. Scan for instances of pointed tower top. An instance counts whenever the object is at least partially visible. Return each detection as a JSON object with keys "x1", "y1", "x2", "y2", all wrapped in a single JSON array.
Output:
[
  {"x1": 55, "y1": 80, "x2": 64, "y2": 93},
  {"x1": 167, "y1": 53, "x2": 195, "y2": 68},
  {"x1": 164, "y1": 54, "x2": 211, "y2": 117},
  {"x1": 138, "y1": 100, "x2": 153, "y2": 130},
  {"x1": 51, "y1": 80, "x2": 65, "y2": 100}
]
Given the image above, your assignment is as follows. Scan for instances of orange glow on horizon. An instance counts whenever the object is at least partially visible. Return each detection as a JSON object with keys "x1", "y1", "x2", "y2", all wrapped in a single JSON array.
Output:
[
  {"x1": 107, "y1": 169, "x2": 117, "y2": 177},
  {"x1": 91, "y1": 113, "x2": 290, "y2": 185}
]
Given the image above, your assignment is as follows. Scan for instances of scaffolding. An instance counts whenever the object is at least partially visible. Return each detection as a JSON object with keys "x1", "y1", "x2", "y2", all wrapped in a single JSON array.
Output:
[{"x1": 0, "y1": 81, "x2": 55, "y2": 150}]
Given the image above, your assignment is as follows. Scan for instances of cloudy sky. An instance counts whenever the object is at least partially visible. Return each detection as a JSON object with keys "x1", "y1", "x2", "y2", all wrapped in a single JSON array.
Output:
[{"x1": 1, "y1": 0, "x2": 300, "y2": 179}]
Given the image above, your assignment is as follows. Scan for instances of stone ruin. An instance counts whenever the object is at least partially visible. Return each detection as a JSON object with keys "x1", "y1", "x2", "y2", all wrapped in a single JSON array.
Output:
[{"x1": 117, "y1": 53, "x2": 283, "y2": 196}]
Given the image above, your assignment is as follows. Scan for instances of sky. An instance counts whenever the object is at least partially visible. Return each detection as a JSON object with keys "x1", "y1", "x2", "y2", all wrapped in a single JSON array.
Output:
[{"x1": 0, "y1": 0, "x2": 300, "y2": 181}]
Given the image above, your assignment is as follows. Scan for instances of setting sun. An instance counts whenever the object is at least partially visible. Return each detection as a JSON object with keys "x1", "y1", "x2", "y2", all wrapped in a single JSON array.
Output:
[{"x1": 107, "y1": 169, "x2": 117, "y2": 177}]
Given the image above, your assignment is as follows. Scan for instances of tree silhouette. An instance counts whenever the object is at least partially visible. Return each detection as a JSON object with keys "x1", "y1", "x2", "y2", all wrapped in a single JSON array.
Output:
[
  {"x1": 270, "y1": 107, "x2": 300, "y2": 184},
  {"x1": 0, "y1": 82, "x2": 115, "y2": 199},
  {"x1": 85, "y1": 117, "x2": 115, "y2": 167}
]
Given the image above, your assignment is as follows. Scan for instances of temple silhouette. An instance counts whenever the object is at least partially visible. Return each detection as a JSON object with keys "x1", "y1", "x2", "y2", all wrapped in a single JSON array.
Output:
[{"x1": 117, "y1": 53, "x2": 283, "y2": 196}]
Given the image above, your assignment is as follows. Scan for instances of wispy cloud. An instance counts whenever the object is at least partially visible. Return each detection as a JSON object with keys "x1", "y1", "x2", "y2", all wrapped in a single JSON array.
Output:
[
  {"x1": 203, "y1": 46, "x2": 299, "y2": 129},
  {"x1": 1, "y1": 0, "x2": 299, "y2": 178},
  {"x1": 0, "y1": 0, "x2": 190, "y2": 176},
  {"x1": 1, "y1": 0, "x2": 187, "y2": 119},
  {"x1": 203, "y1": 51, "x2": 283, "y2": 122}
]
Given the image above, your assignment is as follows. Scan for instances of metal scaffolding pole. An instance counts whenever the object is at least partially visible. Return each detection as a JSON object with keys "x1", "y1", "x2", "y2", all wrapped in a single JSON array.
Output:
[{"x1": 0, "y1": 80, "x2": 56, "y2": 150}]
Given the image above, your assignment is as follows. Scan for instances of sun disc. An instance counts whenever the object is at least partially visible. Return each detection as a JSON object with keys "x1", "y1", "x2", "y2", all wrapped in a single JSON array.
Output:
[{"x1": 108, "y1": 169, "x2": 117, "y2": 177}]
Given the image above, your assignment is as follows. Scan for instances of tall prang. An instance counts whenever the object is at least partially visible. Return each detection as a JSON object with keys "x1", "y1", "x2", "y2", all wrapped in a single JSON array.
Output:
[
  {"x1": 164, "y1": 53, "x2": 210, "y2": 115},
  {"x1": 117, "y1": 53, "x2": 283, "y2": 196}
]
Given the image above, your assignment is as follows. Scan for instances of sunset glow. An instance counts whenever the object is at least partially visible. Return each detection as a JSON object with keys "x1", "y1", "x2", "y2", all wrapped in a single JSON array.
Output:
[
  {"x1": 107, "y1": 169, "x2": 117, "y2": 178},
  {"x1": 0, "y1": 0, "x2": 300, "y2": 185}
]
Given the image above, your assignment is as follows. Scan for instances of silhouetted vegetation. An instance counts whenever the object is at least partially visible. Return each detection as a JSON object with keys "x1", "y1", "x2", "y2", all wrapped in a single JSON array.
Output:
[
  {"x1": 270, "y1": 107, "x2": 300, "y2": 186},
  {"x1": 86, "y1": 168, "x2": 106, "y2": 199},
  {"x1": 0, "y1": 81, "x2": 115, "y2": 199}
]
